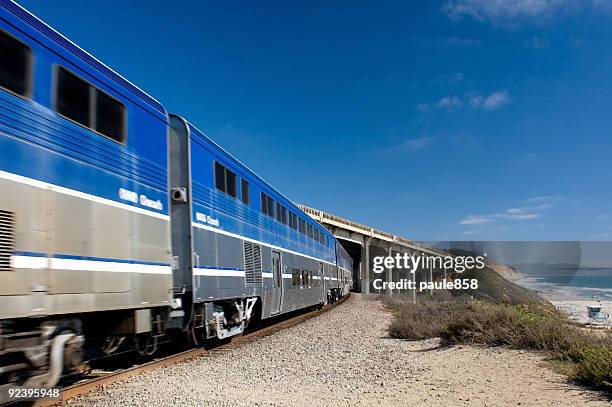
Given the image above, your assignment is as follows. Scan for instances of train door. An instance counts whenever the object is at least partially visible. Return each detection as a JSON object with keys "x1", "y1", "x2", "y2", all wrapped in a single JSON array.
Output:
[
  {"x1": 319, "y1": 263, "x2": 324, "y2": 303},
  {"x1": 271, "y1": 251, "x2": 282, "y2": 314},
  {"x1": 168, "y1": 116, "x2": 194, "y2": 325}
]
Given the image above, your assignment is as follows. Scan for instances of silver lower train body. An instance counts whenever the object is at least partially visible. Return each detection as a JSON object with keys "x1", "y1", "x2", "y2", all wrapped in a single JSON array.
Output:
[{"x1": 0, "y1": 170, "x2": 345, "y2": 396}]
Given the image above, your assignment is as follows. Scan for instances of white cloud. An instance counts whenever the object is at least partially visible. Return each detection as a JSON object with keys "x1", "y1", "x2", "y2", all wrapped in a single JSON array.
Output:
[
  {"x1": 436, "y1": 96, "x2": 463, "y2": 109},
  {"x1": 443, "y1": 0, "x2": 612, "y2": 25},
  {"x1": 459, "y1": 201, "x2": 553, "y2": 225},
  {"x1": 503, "y1": 207, "x2": 541, "y2": 219},
  {"x1": 417, "y1": 95, "x2": 463, "y2": 111},
  {"x1": 469, "y1": 90, "x2": 510, "y2": 110},
  {"x1": 419, "y1": 90, "x2": 508, "y2": 112},
  {"x1": 589, "y1": 233, "x2": 609, "y2": 239},
  {"x1": 443, "y1": 0, "x2": 576, "y2": 24},
  {"x1": 404, "y1": 137, "x2": 435, "y2": 149},
  {"x1": 527, "y1": 195, "x2": 561, "y2": 203},
  {"x1": 463, "y1": 229, "x2": 480, "y2": 235},
  {"x1": 459, "y1": 215, "x2": 496, "y2": 225}
]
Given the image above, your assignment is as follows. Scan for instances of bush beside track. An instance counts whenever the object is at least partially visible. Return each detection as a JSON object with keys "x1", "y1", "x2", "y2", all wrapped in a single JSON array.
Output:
[
  {"x1": 383, "y1": 262, "x2": 612, "y2": 393},
  {"x1": 384, "y1": 296, "x2": 612, "y2": 392}
]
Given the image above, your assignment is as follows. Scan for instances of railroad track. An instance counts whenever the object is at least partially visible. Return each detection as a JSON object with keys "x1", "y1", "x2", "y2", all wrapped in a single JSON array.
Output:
[{"x1": 29, "y1": 294, "x2": 350, "y2": 407}]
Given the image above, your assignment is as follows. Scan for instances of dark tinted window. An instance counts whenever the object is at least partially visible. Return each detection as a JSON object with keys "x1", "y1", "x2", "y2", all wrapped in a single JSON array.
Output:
[
  {"x1": 276, "y1": 203, "x2": 283, "y2": 222},
  {"x1": 299, "y1": 218, "x2": 306, "y2": 235},
  {"x1": 215, "y1": 162, "x2": 226, "y2": 192},
  {"x1": 267, "y1": 195, "x2": 274, "y2": 217},
  {"x1": 226, "y1": 170, "x2": 236, "y2": 197},
  {"x1": 281, "y1": 206, "x2": 287, "y2": 224},
  {"x1": 55, "y1": 66, "x2": 127, "y2": 143},
  {"x1": 275, "y1": 203, "x2": 288, "y2": 224},
  {"x1": 307, "y1": 224, "x2": 314, "y2": 239},
  {"x1": 214, "y1": 162, "x2": 237, "y2": 197},
  {"x1": 0, "y1": 30, "x2": 30, "y2": 97},
  {"x1": 261, "y1": 193, "x2": 274, "y2": 217},
  {"x1": 241, "y1": 179, "x2": 250, "y2": 205},
  {"x1": 261, "y1": 192, "x2": 268, "y2": 214},
  {"x1": 56, "y1": 67, "x2": 90, "y2": 127},
  {"x1": 96, "y1": 90, "x2": 125, "y2": 142},
  {"x1": 289, "y1": 212, "x2": 298, "y2": 230}
]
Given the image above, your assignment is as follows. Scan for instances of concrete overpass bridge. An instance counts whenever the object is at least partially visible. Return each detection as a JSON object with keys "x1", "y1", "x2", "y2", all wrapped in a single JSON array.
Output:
[{"x1": 295, "y1": 204, "x2": 448, "y2": 294}]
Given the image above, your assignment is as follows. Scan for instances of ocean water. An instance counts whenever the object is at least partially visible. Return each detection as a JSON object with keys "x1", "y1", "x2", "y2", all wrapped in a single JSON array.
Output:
[
  {"x1": 541, "y1": 273, "x2": 612, "y2": 289},
  {"x1": 516, "y1": 268, "x2": 612, "y2": 301}
]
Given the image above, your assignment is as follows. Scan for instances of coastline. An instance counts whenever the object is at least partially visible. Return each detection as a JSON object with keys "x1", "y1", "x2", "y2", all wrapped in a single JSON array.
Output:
[{"x1": 515, "y1": 276, "x2": 611, "y2": 326}]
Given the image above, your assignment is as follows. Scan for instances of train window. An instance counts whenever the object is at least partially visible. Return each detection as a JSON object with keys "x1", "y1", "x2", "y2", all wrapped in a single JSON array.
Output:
[
  {"x1": 215, "y1": 162, "x2": 226, "y2": 192},
  {"x1": 275, "y1": 203, "x2": 282, "y2": 223},
  {"x1": 275, "y1": 204, "x2": 287, "y2": 224},
  {"x1": 307, "y1": 224, "x2": 314, "y2": 240},
  {"x1": 226, "y1": 170, "x2": 237, "y2": 197},
  {"x1": 283, "y1": 208, "x2": 288, "y2": 224},
  {"x1": 241, "y1": 179, "x2": 250, "y2": 205},
  {"x1": 289, "y1": 212, "x2": 298, "y2": 230},
  {"x1": 309, "y1": 270, "x2": 313, "y2": 285},
  {"x1": 260, "y1": 192, "x2": 267, "y2": 215},
  {"x1": 301, "y1": 270, "x2": 308, "y2": 286},
  {"x1": 0, "y1": 30, "x2": 31, "y2": 97},
  {"x1": 261, "y1": 193, "x2": 274, "y2": 217},
  {"x1": 95, "y1": 90, "x2": 125, "y2": 142},
  {"x1": 56, "y1": 67, "x2": 91, "y2": 127},
  {"x1": 292, "y1": 269, "x2": 300, "y2": 286},
  {"x1": 299, "y1": 218, "x2": 306, "y2": 235},
  {"x1": 55, "y1": 66, "x2": 127, "y2": 143},
  {"x1": 268, "y1": 196, "x2": 274, "y2": 217},
  {"x1": 214, "y1": 162, "x2": 237, "y2": 197}
]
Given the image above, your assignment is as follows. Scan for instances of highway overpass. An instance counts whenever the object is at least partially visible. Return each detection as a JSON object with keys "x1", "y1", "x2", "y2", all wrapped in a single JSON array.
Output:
[{"x1": 296, "y1": 204, "x2": 448, "y2": 294}]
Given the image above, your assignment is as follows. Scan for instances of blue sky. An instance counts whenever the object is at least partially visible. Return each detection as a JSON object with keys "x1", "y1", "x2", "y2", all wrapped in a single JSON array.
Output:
[{"x1": 17, "y1": 0, "x2": 612, "y2": 241}]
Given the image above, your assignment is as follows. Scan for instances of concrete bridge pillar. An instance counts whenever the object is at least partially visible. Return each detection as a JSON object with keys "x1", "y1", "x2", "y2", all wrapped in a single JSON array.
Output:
[
  {"x1": 387, "y1": 244, "x2": 396, "y2": 295},
  {"x1": 361, "y1": 237, "x2": 371, "y2": 294}
]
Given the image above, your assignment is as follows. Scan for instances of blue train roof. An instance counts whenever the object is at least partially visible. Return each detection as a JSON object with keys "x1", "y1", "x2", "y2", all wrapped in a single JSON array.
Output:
[{"x1": 3, "y1": 0, "x2": 166, "y2": 117}]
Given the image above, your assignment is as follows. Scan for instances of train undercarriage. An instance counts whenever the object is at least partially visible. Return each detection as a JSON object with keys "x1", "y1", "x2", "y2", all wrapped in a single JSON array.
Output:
[{"x1": 0, "y1": 296, "x2": 265, "y2": 397}]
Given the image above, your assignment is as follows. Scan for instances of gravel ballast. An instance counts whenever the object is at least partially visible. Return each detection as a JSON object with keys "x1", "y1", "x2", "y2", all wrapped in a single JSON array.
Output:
[{"x1": 69, "y1": 294, "x2": 609, "y2": 406}]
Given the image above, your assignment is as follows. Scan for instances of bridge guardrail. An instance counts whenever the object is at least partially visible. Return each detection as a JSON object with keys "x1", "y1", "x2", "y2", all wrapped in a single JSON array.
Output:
[{"x1": 295, "y1": 203, "x2": 448, "y2": 256}]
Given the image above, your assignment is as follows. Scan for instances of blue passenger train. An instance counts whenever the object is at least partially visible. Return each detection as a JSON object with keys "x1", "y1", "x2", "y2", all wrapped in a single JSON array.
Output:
[{"x1": 0, "y1": 0, "x2": 352, "y2": 391}]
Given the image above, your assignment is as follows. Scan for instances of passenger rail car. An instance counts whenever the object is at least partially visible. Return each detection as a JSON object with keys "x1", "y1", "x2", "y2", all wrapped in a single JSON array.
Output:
[{"x1": 0, "y1": 0, "x2": 351, "y2": 392}]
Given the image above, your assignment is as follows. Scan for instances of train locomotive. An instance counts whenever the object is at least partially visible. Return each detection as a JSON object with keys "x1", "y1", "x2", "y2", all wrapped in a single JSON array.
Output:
[{"x1": 0, "y1": 0, "x2": 352, "y2": 391}]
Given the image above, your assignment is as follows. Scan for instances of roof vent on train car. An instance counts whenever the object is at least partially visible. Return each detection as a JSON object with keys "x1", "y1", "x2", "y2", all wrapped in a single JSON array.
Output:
[
  {"x1": 243, "y1": 242, "x2": 262, "y2": 284},
  {"x1": 0, "y1": 210, "x2": 15, "y2": 272}
]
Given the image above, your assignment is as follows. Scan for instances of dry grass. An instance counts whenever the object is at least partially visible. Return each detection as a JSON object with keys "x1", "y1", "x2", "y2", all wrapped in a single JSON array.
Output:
[{"x1": 385, "y1": 296, "x2": 612, "y2": 392}]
